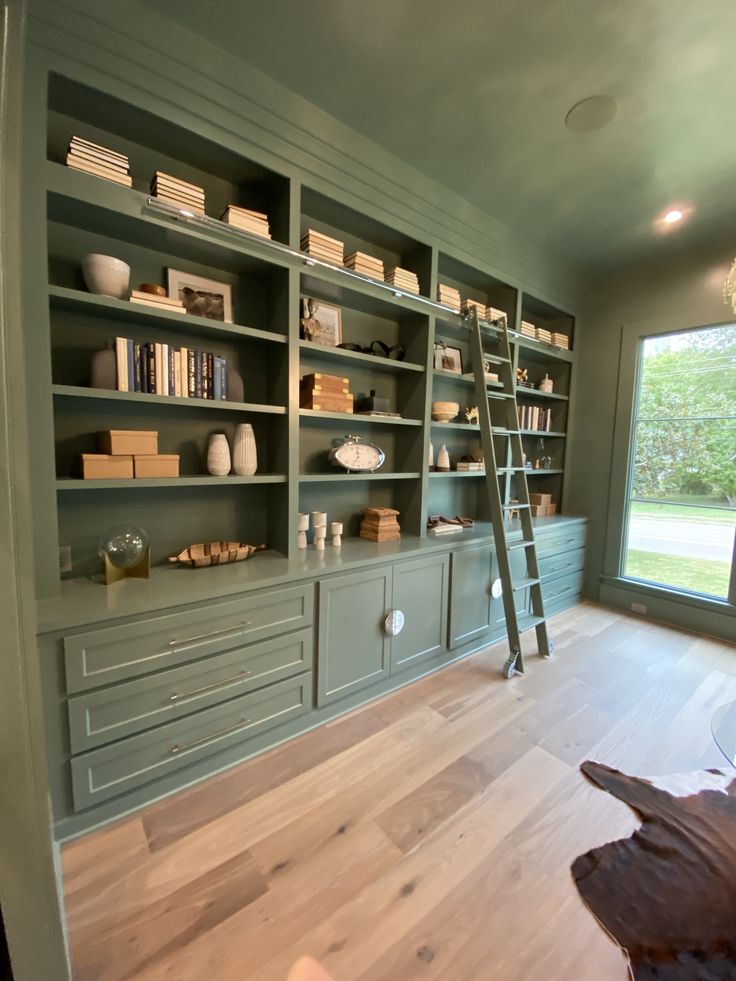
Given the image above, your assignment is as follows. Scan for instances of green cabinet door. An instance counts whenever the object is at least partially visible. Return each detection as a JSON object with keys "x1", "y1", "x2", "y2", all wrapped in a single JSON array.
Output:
[
  {"x1": 317, "y1": 566, "x2": 393, "y2": 706},
  {"x1": 449, "y1": 545, "x2": 493, "y2": 649},
  {"x1": 391, "y1": 554, "x2": 449, "y2": 673},
  {"x1": 489, "y1": 548, "x2": 531, "y2": 636}
]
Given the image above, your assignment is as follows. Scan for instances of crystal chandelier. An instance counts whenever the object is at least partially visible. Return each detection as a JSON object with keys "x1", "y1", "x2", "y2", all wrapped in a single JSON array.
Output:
[{"x1": 723, "y1": 258, "x2": 736, "y2": 313}]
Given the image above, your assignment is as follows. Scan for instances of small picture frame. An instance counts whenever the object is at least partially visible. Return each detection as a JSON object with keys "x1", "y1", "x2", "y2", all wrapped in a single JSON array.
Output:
[
  {"x1": 302, "y1": 297, "x2": 342, "y2": 347},
  {"x1": 167, "y1": 269, "x2": 233, "y2": 323},
  {"x1": 434, "y1": 341, "x2": 463, "y2": 374}
]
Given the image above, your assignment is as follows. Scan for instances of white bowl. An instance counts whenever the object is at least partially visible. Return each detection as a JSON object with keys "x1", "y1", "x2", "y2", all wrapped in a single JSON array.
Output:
[{"x1": 82, "y1": 254, "x2": 131, "y2": 299}]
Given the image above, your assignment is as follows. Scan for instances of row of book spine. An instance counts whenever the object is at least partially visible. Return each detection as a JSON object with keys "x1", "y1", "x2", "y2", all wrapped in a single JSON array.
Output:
[
  {"x1": 517, "y1": 404, "x2": 552, "y2": 431},
  {"x1": 114, "y1": 337, "x2": 228, "y2": 400}
]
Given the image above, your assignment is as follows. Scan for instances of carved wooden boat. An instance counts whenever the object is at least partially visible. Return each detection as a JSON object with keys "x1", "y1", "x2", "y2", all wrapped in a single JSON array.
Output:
[{"x1": 168, "y1": 541, "x2": 266, "y2": 568}]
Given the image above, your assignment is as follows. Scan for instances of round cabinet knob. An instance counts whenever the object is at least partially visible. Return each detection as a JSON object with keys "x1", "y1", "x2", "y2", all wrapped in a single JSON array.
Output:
[
  {"x1": 384, "y1": 609, "x2": 405, "y2": 636},
  {"x1": 491, "y1": 578, "x2": 503, "y2": 599}
]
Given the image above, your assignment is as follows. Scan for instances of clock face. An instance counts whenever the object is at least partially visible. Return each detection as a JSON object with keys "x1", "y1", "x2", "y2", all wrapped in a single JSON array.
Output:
[{"x1": 330, "y1": 437, "x2": 385, "y2": 472}]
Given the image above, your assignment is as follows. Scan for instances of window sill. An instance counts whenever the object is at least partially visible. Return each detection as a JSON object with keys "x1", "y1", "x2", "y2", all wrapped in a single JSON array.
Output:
[{"x1": 599, "y1": 575, "x2": 735, "y2": 616}]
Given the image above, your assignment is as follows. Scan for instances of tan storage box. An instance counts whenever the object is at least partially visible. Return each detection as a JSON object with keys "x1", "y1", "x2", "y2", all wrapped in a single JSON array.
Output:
[
  {"x1": 134, "y1": 454, "x2": 180, "y2": 478},
  {"x1": 81, "y1": 454, "x2": 134, "y2": 479},
  {"x1": 98, "y1": 429, "x2": 159, "y2": 455},
  {"x1": 530, "y1": 493, "x2": 552, "y2": 506}
]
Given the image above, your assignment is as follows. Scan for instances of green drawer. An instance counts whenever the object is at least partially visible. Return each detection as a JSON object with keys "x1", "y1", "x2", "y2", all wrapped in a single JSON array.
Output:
[
  {"x1": 542, "y1": 570, "x2": 583, "y2": 610},
  {"x1": 538, "y1": 546, "x2": 585, "y2": 583},
  {"x1": 70, "y1": 673, "x2": 311, "y2": 811},
  {"x1": 67, "y1": 628, "x2": 313, "y2": 753},
  {"x1": 64, "y1": 583, "x2": 314, "y2": 693},
  {"x1": 535, "y1": 523, "x2": 586, "y2": 558}
]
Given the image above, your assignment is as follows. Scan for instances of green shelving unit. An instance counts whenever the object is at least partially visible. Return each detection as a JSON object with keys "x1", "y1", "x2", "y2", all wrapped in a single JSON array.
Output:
[{"x1": 29, "y1": 72, "x2": 576, "y2": 598}]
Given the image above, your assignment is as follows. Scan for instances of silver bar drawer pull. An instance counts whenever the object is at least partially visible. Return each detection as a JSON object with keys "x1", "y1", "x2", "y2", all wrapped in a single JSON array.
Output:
[
  {"x1": 169, "y1": 670, "x2": 252, "y2": 703},
  {"x1": 170, "y1": 717, "x2": 253, "y2": 755},
  {"x1": 168, "y1": 620, "x2": 252, "y2": 648}
]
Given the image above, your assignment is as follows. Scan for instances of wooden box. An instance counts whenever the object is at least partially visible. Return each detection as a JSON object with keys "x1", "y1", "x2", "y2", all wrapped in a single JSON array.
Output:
[
  {"x1": 530, "y1": 493, "x2": 552, "y2": 506},
  {"x1": 134, "y1": 454, "x2": 180, "y2": 478},
  {"x1": 99, "y1": 429, "x2": 158, "y2": 455},
  {"x1": 300, "y1": 393, "x2": 354, "y2": 413},
  {"x1": 300, "y1": 373, "x2": 350, "y2": 393},
  {"x1": 81, "y1": 454, "x2": 134, "y2": 479}
]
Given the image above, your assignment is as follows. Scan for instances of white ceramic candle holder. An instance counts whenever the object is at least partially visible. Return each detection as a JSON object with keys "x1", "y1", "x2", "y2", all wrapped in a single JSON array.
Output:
[{"x1": 331, "y1": 521, "x2": 343, "y2": 547}]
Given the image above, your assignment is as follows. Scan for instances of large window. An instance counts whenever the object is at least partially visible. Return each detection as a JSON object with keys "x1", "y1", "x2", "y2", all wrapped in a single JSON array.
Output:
[{"x1": 622, "y1": 323, "x2": 736, "y2": 599}]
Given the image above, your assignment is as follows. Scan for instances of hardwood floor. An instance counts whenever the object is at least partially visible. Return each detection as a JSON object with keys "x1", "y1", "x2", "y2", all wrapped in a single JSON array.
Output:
[{"x1": 60, "y1": 603, "x2": 736, "y2": 981}]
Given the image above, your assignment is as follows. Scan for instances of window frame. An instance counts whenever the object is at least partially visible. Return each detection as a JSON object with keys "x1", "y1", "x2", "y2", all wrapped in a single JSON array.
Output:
[{"x1": 603, "y1": 314, "x2": 736, "y2": 611}]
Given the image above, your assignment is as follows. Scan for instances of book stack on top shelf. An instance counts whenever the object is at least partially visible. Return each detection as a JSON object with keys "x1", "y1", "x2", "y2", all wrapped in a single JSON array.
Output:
[
  {"x1": 150, "y1": 171, "x2": 205, "y2": 214},
  {"x1": 113, "y1": 335, "x2": 229, "y2": 400},
  {"x1": 437, "y1": 283, "x2": 461, "y2": 311},
  {"x1": 550, "y1": 332, "x2": 569, "y2": 349},
  {"x1": 66, "y1": 136, "x2": 132, "y2": 187},
  {"x1": 344, "y1": 251, "x2": 384, "y2": 280},
  {"x1": 461, "y1": 298, "x2": 488, "y2": 320},
  {"x1": 519, "y1": 320, "x2": 537, "y2": 338},
  {"x1": 385, "y1": 266, "x2": 419, "y2": 294},
  {"x1": 301, "y1": 229, "x2": 344, "y2": 264},
  {"x1": 221, "y1": 205, "x2": 271, "y2": 239}
]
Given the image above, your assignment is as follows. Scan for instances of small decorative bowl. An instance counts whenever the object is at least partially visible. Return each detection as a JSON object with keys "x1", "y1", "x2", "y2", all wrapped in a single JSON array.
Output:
[
  {"x1": 431, "y1": 401, "x2": 460, "y2": 422},
  {"x1": 138, "y1": 283, "x2": 166, "y2": 296}
]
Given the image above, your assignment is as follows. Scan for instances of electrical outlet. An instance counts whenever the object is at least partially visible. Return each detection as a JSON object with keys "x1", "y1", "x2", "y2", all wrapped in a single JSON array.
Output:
[
  {"x1": 59, "y1": 545, "x2": 72, "y2": 574},
  {"x1": 631, "y1": 602, "x2": 647, "y2": 615}
]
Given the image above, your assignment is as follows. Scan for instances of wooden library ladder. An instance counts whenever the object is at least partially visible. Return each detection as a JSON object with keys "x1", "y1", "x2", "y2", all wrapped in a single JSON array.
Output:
[{"x1": 466, "y1": 308, "x2": 553, "y2": 678}]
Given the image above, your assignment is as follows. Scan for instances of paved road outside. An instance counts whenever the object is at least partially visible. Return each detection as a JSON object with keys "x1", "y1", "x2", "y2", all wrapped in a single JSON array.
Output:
[{"x1": 628, "y1": 516, "x2": 735, "y2": 563}]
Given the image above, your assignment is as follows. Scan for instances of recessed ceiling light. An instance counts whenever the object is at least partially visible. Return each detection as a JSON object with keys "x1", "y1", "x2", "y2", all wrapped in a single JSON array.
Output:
[
  {"x1": 662, "y1": 209, "x2": 684, "y2": 224},
  {"x1": 564, "y1": 95, "x2": 618, "y2": 133}
]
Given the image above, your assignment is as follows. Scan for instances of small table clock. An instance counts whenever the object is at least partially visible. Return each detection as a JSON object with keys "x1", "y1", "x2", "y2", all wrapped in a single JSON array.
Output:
[{"x1": 329, "y1": 434, "x2": 385, "y2": 473}]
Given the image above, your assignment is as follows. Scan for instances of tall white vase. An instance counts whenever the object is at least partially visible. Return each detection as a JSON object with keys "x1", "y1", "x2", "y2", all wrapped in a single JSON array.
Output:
[
  {"x1": 232, "y1": 423, "x2": 257, "y2": 476},
  {"x1": 207, "y1": 433, "x2": 231, "y2": 476}
]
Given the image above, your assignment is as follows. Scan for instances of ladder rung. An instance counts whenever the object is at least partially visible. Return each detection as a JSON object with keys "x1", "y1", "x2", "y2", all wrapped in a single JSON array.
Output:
[
  {"x1": 503, "y1": 503, "x2": 530, "y2": 510},
  {"x1": 492, "y1": 428, "x2": 519, "y2": 435},
  {"x1": 512, "y1": 577, "x2": 540, "y2": 591},
  {"x1": 517, "y1": 613, "x2": 546, "y2": 633},
  {"x1": 483, "y1": 354, "x2": 511, "y2": 365},
  {"x1": 508, "y1": 539, "x2": 535, "y2": 550},
  {"x1": 496, "y1": 467, "x2": 526, "y2": 473},
  {"x1": 488, "y1": 392, "x2": 516, "y2": 401}
]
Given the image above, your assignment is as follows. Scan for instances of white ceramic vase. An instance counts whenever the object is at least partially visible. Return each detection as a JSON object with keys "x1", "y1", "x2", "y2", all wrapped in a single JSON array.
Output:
[
  {"x1": 207, "y1": 433, "x2": 231, "y2": 476},
  {"x1": 232, "y1": 423, "x2": 257, "y2": 476},
  {"x1": 82, "y1": 253, "x2": 131, "y2": 299},
  {"x1": 436, "y1": 444, "x2": 450, "y2": 472}
]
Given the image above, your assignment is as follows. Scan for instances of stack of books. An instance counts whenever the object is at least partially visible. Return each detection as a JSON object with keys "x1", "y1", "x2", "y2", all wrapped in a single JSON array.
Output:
[
  {"x1": 299, "y1": 372, "x2": 353, "y2": 413},
  {"x1": 487, "y1": 306, "x2": 508, "y2": 327},
  {"x1": 113, "y1": 335, "x2": 229, "y2": 400},
  {"x1": 550, "y1": 332, "x2": 569, "y2": 349},
  {"x1": 344, "y1": 251, "x2": 384, "y2": 280},
  {"x1": 66, "y1": 136, "x2": 132, "y2": 187},
  {"x1": 519, "y1": 320, "x2": 537, "y2": 338},
  {"x1": 385, "y1": 267, "x2": 419, "y2": 294},
  {"x1": 462, "y1": 298, "x2": 488, "y2": 320},
  {"x1": 301, "y1": 229, "x2": 344, "y2": 264},
  {"x1": 150, "y1": 171, "x2": 206, "y2": 214},
  {"x1": 221, "y1": 205, "x2": 271, "y2": 239},
  {"x1": 129, "y1": 289, "x2": 185, "y2": 313},
  {"x1": 456, "y1": 461, "x2": 485, "y2": 472},
  {"x1": 360, "y1": 507, "x2": 401, "y2": 543},
  {"x1": 517, "y1": 405, "x2": 552, "y2": 431},
  {"x1": 437, "y1": 284, "x2": 461, "y2": 311},
  {"x1": 536, "y1": 327, "x2": 552, "y2": 344}
]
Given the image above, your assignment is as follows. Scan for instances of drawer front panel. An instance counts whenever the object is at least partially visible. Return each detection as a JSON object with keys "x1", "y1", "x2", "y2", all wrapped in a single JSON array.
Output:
[
  {"x1": 542, "y1": 570, "x2": 583, "y2": 609},
  {"x1": 70, "y1": 674, "x2": 311, "y2": 811},
  {"x1": 67, "y1": 628, "x2": 313, "y2": 753},
  {"x1": 64, "y1": 583, "x2": 314, "y2": 693},
  {"x1": 538, "y1": 547, "x2": 585, "y2": 583},
  {"x1": 535, "y1": 524, "x2": 586, "y2": 559}
]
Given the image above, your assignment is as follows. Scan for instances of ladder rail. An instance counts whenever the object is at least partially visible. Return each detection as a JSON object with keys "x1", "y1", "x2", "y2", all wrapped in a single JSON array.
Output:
[{"x1": 466, "y1": 309, "x2": 551, "y2": 676}]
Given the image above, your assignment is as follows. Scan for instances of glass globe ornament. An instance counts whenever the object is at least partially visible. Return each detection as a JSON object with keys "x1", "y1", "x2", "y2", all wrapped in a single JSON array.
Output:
[{"x1": 98, "y1": 523, "x2": 149, "y2": 570}]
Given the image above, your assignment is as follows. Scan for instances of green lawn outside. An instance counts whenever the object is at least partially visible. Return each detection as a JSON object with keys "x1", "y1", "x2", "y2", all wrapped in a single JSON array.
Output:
[
  {"x1": 625, "y1": 549, "x2": 730, "y2": 597},
  {"x1": 630, "y1": 500, "x2": 734, "y2": 524}
]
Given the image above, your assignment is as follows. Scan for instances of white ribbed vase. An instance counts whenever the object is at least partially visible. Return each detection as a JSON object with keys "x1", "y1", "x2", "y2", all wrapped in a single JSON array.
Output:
[
  {"x1": 232, "y1": 423, "x2": 257, "y2": 476},
  {"x1": 207, "y1": 433, "x2": 231, "y2": 476}
]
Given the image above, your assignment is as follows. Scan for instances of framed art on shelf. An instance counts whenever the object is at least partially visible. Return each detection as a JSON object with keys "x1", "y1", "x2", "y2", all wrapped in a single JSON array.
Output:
[
  {"x1": 434, "y1": 342, "x2": 463, "y2": 374},
  {"x1": 167, "y1": 269, "x2": 233, "y2": 323},
  {"x1": 301, "y1": 297, "x2": 342, "y2": 347}
]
